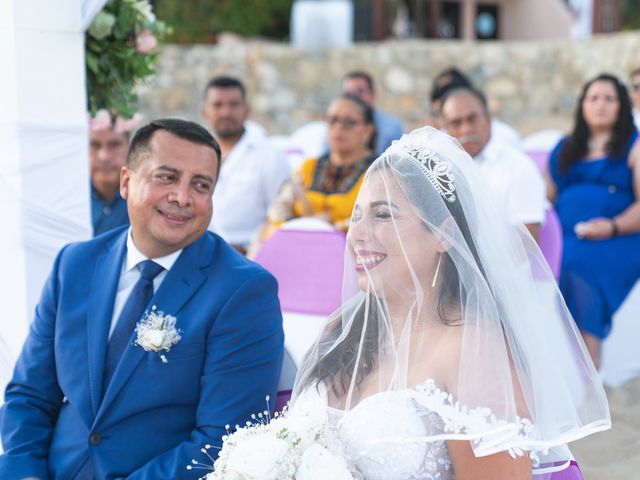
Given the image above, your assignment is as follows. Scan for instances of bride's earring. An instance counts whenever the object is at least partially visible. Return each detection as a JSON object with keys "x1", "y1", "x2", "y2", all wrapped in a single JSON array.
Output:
[{"x1": 431, "y1": 253, "x2": 443, "y2": 288}]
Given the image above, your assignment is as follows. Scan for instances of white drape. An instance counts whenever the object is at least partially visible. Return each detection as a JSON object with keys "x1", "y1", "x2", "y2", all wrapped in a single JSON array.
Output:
[
  {"x1": 291, "y1": 0, "x2": 354, "y2": 48},
  {"x1": 0, "y1": 0, "x2": 106, "y2": 366}
]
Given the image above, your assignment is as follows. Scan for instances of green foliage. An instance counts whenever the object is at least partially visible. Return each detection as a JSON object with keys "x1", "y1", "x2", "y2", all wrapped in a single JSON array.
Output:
[
  {"x1": 154, "y1": 0, "x2": 293, "y2": 44},
  {"x1": 622, "y1": 0, "x2": 640, "y2": 30},
  {"x1": 86, "y1": 0, "x2": 169, "y2": 118}
]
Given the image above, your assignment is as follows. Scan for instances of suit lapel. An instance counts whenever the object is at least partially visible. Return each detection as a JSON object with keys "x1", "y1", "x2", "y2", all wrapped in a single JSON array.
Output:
[
  {"x1": 85, "y1": 231, "x2": 127, "y2": 419},
  {"x1": 97, "y1": 235, "x2": 213, "y2": 418}
]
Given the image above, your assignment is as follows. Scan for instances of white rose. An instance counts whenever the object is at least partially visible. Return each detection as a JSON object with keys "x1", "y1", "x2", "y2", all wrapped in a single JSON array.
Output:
[
  {"x1": 145, "y1": 329, "x2": 166, "y2": 349},
  {"x1": 226, "y1": 431, "x2": 290, "y2": 479},
  {"x1": 286, "y1": 393, "x2": 328, "y2": 449},
  {"x1": 296, "y1": 444, "x2": 354, "y2": 480}
]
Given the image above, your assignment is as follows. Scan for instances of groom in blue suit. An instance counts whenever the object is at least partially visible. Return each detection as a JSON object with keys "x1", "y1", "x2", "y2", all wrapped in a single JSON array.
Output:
[{"x1": 0, "y1": 119, "x2": 284, "y2": 479}]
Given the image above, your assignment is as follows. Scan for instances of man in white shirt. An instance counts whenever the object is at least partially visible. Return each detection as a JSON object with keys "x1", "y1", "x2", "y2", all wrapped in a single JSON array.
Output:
[
  {"x1": 202, "y1": 76, "x2": 290, "y2": 254},
  {"x1": 629, "y1": 68, "x2": 640, "y2": 131},
  {"x1": 441, "y1": 87, "x2": 546, "y2": 241}
]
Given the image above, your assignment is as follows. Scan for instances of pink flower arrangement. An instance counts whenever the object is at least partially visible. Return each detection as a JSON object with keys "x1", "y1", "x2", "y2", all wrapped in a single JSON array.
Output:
[
  {"x1": 89, "y1": 109, "x2": 112, "y2": 132},
  {"x1": 114, "y1": 113, "x2": 143, "y2": 134},
  {"x1": 136, "y1": 29, "x2": 157, "y2": 54},
  {"x1": 89, "y1": 109, "x2": 142, "y2": 134},
  {"x1": 86, "y1": 0, "x2": 167, "y2": 118}
]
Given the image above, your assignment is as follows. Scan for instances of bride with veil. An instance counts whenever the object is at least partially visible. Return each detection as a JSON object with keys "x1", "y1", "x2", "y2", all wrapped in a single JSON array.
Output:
[{"x1": 291, "y1": 127, "x2": 610, "y2": 479}]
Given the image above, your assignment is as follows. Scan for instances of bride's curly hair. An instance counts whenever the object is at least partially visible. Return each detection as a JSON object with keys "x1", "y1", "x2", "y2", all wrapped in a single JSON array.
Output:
[{"x1": 304, "y1": 155, "x2": 489, "y2": 397}]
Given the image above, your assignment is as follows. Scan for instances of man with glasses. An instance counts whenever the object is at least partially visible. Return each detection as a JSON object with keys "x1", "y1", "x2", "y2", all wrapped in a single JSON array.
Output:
[
  {"x1": 630, "y1": 68, "x2": 640, "y2": 131},
  {"x1": 441, "y1": 86, "x2": 545, "y2": 242},
  {"x1": 341, "y1": 70, "x2": 403, "y2": 155}
]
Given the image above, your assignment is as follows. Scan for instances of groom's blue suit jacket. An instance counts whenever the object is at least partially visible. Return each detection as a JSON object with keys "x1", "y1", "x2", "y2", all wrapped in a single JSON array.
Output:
[{"x1": 0, "y1": 227, "x2": 284, "y2": 480}]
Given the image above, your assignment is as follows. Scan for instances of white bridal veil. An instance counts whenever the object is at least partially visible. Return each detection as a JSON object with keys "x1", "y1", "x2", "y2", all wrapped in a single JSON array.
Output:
[{"x1": 292, "y1": 127, "x2": 610, "y2": 477}]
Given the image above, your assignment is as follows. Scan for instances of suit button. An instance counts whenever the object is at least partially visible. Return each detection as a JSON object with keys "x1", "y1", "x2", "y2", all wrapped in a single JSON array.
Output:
[{"x1": 89, "y1": 433, "x2": 102, "y2": 445}]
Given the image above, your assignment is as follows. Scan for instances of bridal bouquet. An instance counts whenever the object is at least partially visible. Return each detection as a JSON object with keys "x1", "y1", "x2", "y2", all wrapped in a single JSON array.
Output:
[{"x1": 189, "y1": 394, "x2": 356, "y2": 480}]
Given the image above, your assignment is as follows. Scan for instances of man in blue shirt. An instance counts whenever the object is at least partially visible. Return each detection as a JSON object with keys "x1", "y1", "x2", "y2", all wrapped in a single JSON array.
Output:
[
  {"x1": 341, "y1": 70, "x2": 404, "y2": 156},
  {"x1": 90, "y1": 118, "x2": 131, "y2": 235}
]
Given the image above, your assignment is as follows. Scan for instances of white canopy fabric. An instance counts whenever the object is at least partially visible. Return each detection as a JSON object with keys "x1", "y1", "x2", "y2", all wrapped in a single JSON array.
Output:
[
  {"x1": 291, "y1": 0, "x2": 353, "y2": 48},
  {"x1": 0, "y1": 0, "x2": 106, "y2": 365}
]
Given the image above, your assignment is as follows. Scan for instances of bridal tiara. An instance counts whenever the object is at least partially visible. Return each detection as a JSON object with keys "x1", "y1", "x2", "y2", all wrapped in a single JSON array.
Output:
[{"x1": 404, "y1": 145, "x2": 457, "y2": 203}]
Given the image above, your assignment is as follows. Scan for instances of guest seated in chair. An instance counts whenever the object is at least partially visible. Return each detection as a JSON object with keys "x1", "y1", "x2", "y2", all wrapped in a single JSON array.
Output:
[
  {"x1": 264, "y1": 93, "x2": 376, "y2": 235},
  {"x1": 202, "y1": 75, "x2": 290, "y2": 255},
  {"x1": 89, "y1": 110, "x2": 140, "y2": 236},
  {"x1": 441, "y1": 86, "x2": 546, "y2": 242},
  {"x1": 546, "y1": 73, "x2": 640, "y2": 369},
  {"x1": 341, "y1": 70, "x2": 403, "y2": 156}
]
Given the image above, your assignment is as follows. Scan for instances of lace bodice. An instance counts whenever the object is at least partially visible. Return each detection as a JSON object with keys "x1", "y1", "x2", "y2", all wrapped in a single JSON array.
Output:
[
  {"x1": 296, "y1": 377, "x2": 549, "y2": 479},
  {"x1": 332, "y1": 390, "x2": 454, "y2": 480},
  {"x1": 300, "y1": 380, "x2": 455, "y2": 480}
]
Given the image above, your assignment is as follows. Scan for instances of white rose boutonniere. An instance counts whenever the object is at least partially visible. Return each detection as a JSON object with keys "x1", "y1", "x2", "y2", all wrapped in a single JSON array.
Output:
[{"x1": 135, "y1": 307, "x2": 181, "y2": 363}]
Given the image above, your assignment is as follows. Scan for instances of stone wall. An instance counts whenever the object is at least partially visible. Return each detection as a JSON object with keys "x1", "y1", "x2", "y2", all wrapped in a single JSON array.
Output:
[{"x1": 138, "y1": 32, "x2": 640, "y2": 138}]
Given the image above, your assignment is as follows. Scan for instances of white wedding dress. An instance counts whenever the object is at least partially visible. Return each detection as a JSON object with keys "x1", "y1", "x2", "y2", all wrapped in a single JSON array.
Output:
[{"x1": 300, "y1": 380, "x2": 461, "y2": 480}]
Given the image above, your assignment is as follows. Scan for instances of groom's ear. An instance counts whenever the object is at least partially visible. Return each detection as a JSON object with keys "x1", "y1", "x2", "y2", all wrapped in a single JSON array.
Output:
[{"x1": 120, "y1": 166, "x2": 131, "y2": 200}]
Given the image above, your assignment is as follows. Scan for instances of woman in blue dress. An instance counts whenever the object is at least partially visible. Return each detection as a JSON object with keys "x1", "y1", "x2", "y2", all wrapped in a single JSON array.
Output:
[{"x1": 547, "y1": 73, "x2": 640, "y2": 369}]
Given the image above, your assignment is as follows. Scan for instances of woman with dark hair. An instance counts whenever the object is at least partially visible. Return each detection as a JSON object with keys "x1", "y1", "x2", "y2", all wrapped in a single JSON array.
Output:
[
  {"x1": 266, "y1": 93, "x2": 376, "y2": 232},
  {"x1": 546, "y1": 73, "x2": 640, "y2": 368},
  {"x1": 290, "y1": 127, "x2": 609, "y2": 479}
]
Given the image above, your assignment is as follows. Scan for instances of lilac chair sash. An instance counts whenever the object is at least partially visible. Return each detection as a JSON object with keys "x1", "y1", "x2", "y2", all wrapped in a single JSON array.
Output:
[
  {"x1": 539, "y1": 208, "x2": 563, "y2": 280},
  {"x1": 526, "y1": 150, "x2": 551, "y2": 174},
  {"x1": 255, "y1": 228, "x2": 346, "y2": 315},
  {"x1": 548, "y1": 460, "x2": 583, "y2": 479},
  {"x1": 275, "y1": 390, "x2": 292, "y2": 413}
]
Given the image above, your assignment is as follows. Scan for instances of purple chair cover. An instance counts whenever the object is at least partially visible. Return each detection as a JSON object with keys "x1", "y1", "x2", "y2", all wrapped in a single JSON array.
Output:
[
  {"x1": 548, "y1": 460, "x2": 583, "y2": 479},
  {"x1": 539, "y1": 208, "x2": 563, "y2": 280},
  {"x1": 254, "y1": 228, "x2": 346, "y2": 315},
  {"x1": 275, "y1": 389, "x2": 292, "y2": 414},
  {"x1": 526, "y1": 150, "x2": 551, "y2": 174}
]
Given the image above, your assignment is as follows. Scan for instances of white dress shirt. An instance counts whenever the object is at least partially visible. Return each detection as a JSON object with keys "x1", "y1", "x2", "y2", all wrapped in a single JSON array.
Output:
[
  {"x1": 474, "y1": 135, "x2": 547, "y2": 226},
  {"x1": 633, "y1": 109, "x2": 640, "y2": 132},
  {"x1": 491, "y1": 118, "x2": 522, "y2": 150},
  {"x1": 108, "y1": 229, "x2": 182, "y2": 338},
  {"x1": 208, "y1": 125, "x2": 291, "y2": 246}
]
